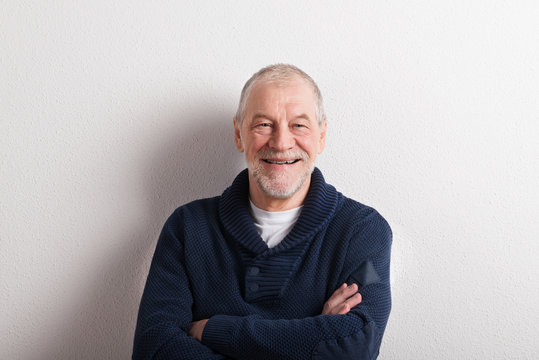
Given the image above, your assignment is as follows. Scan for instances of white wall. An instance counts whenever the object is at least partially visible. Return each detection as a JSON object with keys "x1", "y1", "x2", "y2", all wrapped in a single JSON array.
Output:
[{"x1": 2, "y1": 1, "x2": 538, "y2": 359}]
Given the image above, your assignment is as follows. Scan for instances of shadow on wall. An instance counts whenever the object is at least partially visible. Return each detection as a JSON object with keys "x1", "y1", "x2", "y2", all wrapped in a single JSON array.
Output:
[{"x1": 32, "y1": 104, "x2": 243, "y2": 359}]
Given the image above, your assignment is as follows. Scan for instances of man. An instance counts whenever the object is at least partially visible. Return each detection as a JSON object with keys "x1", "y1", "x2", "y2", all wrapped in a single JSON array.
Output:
[{"x1": 133, "y1": 64, "x2": 392, "y2": 359}]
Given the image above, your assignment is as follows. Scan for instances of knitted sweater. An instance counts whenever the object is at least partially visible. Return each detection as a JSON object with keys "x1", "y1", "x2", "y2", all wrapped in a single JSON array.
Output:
[{"x1": 133, "y1": 168, "x2": 392, "y2": 360}]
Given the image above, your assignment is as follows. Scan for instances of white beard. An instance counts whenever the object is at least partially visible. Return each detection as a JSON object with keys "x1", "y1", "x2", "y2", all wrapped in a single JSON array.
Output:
[{"x1": 248, "y1": 149, "x2": 313, "y2": 199}]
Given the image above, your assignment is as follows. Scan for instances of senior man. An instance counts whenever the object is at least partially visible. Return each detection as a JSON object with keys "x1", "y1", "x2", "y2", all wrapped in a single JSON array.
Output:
[{"x1": 133, "y1": 64, "x2": 392, "y2": 359}]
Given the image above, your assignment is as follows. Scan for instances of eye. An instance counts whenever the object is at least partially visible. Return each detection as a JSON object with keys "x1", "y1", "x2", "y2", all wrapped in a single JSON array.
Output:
[
  {"x1": 253, "y1": 122, "x2": 273, "y2": 133},
  {"x1": 292, "y1": 123, "x2": 308, "y2": 130}
]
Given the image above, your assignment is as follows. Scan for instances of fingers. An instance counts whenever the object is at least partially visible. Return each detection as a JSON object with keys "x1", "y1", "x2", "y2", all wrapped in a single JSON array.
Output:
[
  {"x1": 345, "y1": 292, "x2": 362, "y2": 310},
  {"x1": 335, "y1": 291, "x2": 362, "y2": 315},
  {"x1": 322, "y1": 283, "x2": 362, "y2": 315},
  {"x1": 331, "y1": 283, "x2": 358, "y2": 303}
]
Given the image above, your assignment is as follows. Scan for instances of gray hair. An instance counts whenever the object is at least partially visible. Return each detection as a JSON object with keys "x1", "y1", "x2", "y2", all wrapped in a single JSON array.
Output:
[{"x1": 235, "y1": 64, "x2": 326, "y2": 126}]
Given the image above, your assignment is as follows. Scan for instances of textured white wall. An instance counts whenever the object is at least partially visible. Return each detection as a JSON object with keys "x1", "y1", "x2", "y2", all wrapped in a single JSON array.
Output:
[{"x1": 2, "y1": 1, "x2": 538, "y2": 359}]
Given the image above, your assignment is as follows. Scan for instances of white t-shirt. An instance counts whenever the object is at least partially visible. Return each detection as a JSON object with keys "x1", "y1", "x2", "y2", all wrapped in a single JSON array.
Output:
[{"x1": 249, "y1": 200, "x2": 303, "y2": 248}]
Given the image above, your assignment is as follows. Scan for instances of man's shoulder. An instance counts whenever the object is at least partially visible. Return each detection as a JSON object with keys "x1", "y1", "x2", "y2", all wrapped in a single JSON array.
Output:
[
  {"x1": 310, "y1": 168, "x2": 391, "y2": 237},
  {"x1": 330, "y1": 194, "x2": 392, "y2": 249},
  {"x1": 338, "y1": 196, "x2": 387, "y2": 225},
  {"x1": 169, "y1": 195, "x2": 222, "y2": 222}
]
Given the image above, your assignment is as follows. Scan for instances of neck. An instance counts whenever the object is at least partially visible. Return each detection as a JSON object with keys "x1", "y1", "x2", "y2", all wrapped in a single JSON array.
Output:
[{"x1": 249, "y1": 177, "x2": 310, "y2": 212}]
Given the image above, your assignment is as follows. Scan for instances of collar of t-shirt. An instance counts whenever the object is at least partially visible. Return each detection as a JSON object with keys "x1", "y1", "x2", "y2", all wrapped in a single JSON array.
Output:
[{"x1": 249, "y1": 200, "x2": 303, "y2": 249}]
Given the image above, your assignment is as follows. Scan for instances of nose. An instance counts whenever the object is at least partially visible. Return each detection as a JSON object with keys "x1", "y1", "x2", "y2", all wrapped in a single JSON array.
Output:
[{"x1": 268, "y1": 125, "x2": 295, "y2": 151}]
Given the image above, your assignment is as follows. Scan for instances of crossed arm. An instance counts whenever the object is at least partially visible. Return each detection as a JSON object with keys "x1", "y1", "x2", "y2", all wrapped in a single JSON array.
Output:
[
  {"x1": 188, "y1": 283, "x2": 363, "y2": 342},
  {"x1": 133, "y1": 211, "x2": 391, "y2": 359}
]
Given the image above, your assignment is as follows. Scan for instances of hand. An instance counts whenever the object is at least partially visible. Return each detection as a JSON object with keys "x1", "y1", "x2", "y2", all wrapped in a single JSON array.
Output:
[
  {"x1": 322, "y1": 283, "x2": 362, "y2": 315},
  {"x1": 188, "y1": 319, "x2": 208, "y2": 342}
]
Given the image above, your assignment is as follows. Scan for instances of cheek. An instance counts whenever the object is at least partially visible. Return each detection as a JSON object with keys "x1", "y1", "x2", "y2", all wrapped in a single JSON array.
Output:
[
  {"x1": 298, "y1": 137, "x2": 319, "y2": 155},
  {"x1": 249, "y1": 137, "x2": 268, "y2": 152},
  {"x1": 243, "y1": 142, "x2": 258, "y2": 159}
]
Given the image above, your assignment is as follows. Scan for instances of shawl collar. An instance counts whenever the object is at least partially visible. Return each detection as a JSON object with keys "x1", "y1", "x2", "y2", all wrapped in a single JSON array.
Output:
[{"x1": 218, "y1": 167, "x2": 340, "y2": 255}]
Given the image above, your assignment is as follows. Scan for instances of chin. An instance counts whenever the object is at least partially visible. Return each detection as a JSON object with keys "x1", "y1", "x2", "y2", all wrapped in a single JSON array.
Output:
[
  {"x1": 252, "y1": 168, "x2": 312, "y2": 200},
  {"x1": 259, "y1": 181, "x2": 303, "y2": 199}
]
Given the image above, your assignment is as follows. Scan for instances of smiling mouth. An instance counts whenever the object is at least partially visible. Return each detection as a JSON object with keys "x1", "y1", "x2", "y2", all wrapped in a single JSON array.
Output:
[{"x1": 263, "y1": 159, "x2": 300, "y2": 165}]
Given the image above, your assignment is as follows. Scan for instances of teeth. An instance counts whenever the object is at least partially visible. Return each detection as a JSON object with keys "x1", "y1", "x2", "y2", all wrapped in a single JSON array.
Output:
[{"x1": 266, "y1": 160, "x2": 297, "y2": 164}]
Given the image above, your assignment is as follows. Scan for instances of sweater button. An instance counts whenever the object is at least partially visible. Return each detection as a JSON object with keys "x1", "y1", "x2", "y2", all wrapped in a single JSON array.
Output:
[
  {"x1": 249, "y1": 283, "x2": 259, "y2": 292},
  {"x1": 249, "y1": 267, "x2": 260, "y2": 275}
]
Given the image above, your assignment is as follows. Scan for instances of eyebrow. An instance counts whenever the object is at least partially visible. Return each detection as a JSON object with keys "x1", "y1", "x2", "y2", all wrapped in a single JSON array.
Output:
[
  {"x1": 251, "y1": 113, "x2": 311, "y2": 122},
  {"x1": 251, "y1": 113, "x2": 274, "y2": 122},
  {"x1": 293, "y1": 113, "x2": 311, "y2": 121}
]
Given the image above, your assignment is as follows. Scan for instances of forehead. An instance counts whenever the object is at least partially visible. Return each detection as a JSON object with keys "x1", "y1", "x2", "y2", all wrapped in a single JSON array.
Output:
[{"x1": 245, "y1": 78, "x2": 316, "y2": 115}]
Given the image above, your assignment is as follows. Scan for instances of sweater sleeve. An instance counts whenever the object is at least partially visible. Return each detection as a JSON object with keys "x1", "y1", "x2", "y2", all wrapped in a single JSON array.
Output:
[
  {"x1": 132, "y1": 211, "x2": 227, "y2": 360},
  {"x1": 201, "y1": 211, "x2": 392, "y2": 360}
]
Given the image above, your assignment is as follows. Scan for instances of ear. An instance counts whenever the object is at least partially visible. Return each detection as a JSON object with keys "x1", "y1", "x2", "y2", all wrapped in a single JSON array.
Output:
[
  {"x1": 233, "y1": 117, "x2": 244, "y2": 152},
  {"x1": 318, "y1": 120, "x2": 327, "y2": 154}
]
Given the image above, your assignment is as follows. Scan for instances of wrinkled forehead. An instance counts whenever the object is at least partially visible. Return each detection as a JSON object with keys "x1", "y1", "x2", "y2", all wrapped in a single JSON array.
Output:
[{"x1": 245, "y1": 78, "x2": 317, "y2": 115}]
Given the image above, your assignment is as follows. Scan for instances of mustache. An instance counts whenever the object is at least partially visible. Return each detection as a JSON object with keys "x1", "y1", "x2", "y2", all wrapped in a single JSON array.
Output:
[{"x1": 255, "y1": 149, "x2": 309, "y2": 161}]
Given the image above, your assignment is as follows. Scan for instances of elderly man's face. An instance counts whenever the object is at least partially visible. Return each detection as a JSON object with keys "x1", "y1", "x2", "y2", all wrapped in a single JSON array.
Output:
[{"x1": 234, "y1": 77, "x2": 326, "y2": 204}]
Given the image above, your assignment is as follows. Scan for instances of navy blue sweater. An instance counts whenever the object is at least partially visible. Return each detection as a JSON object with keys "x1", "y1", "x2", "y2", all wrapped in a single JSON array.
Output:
[{"x1": 133, "y1": 168, "x2": 392, "y2": 359}]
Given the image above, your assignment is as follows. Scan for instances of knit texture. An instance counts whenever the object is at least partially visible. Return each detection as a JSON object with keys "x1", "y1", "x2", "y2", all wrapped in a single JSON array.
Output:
[{"x1": 133, "y1": 168, "x2": 392, "y2": 360}]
